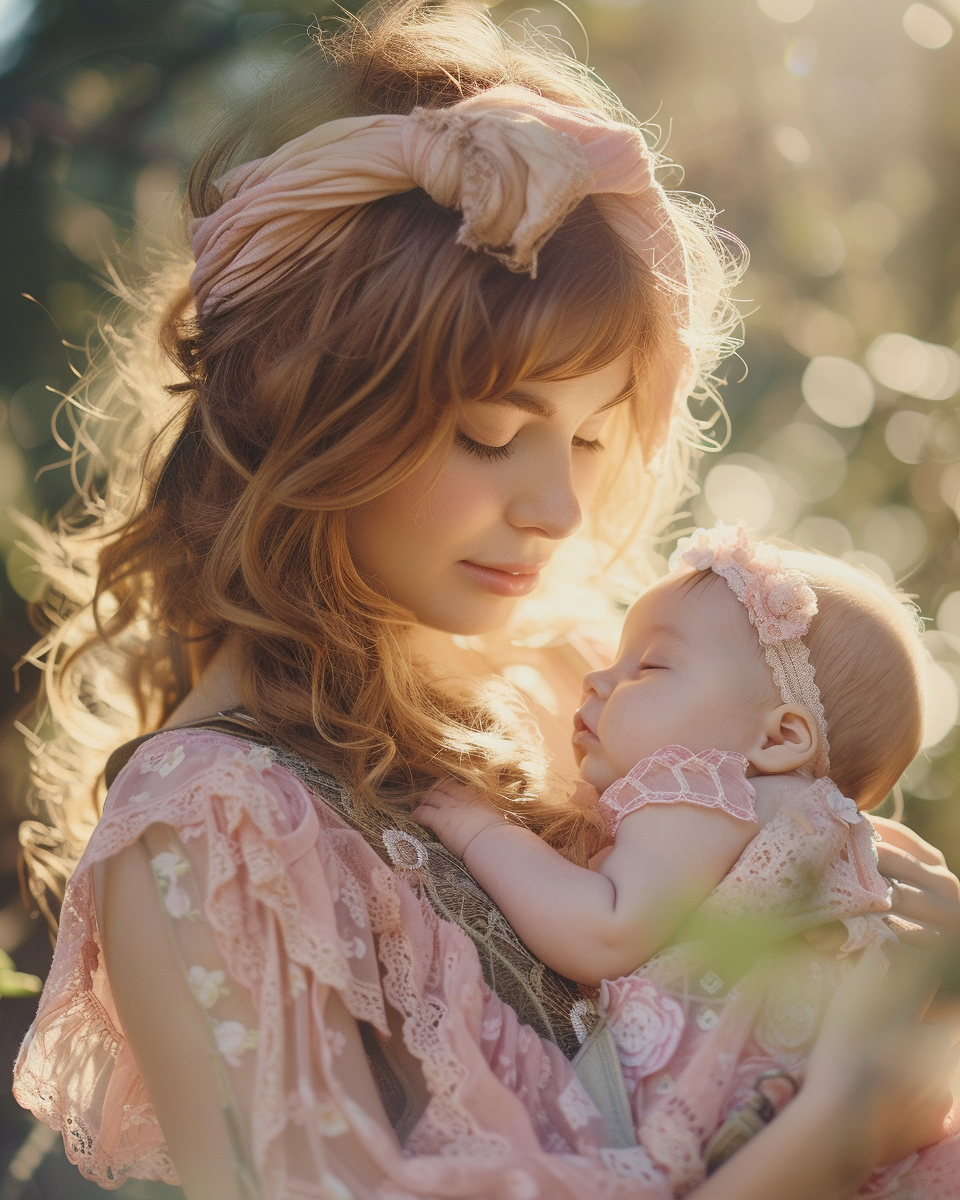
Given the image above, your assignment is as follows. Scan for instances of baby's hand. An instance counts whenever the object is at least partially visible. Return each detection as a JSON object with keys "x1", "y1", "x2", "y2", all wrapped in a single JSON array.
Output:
[{"x1": 412, "y1": 780, "x2": 506, "y2": 860}]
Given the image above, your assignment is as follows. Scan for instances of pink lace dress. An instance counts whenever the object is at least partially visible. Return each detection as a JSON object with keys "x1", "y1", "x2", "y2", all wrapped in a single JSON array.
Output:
[
  {"x1": 12, "y1": 729, "x2": 674, "y2": 1199},
  {"x1": 582, "y1": 746, "x2": 960, "y2": 1199}
]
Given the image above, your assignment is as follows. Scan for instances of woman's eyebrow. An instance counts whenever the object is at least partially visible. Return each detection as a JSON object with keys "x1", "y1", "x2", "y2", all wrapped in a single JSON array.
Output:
[{"x1": 484, "y1": 377, "x2": 637, "y2": 418}]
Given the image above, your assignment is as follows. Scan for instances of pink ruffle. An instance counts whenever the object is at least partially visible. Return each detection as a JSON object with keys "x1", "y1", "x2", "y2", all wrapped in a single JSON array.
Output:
[{"x1": 12, "y1": 731, "x2": 669, "y2": 1198}]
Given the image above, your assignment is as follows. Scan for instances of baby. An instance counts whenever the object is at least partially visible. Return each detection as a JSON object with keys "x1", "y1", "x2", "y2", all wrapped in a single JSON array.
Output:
[{"x1": 415, "y1": 522, "x2": 959, "y2": 1196}]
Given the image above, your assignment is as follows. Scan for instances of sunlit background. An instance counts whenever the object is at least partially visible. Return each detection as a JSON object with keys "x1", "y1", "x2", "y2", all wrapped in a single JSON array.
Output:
[{"x1": 0, "y1": 0, "x2": 959, "y2": 1192}]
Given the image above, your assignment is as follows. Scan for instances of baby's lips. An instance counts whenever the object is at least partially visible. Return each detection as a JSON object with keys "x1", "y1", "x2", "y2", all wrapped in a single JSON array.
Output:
[{"x1": 572, "y1": 707, "x2": 599, "y2": 739}]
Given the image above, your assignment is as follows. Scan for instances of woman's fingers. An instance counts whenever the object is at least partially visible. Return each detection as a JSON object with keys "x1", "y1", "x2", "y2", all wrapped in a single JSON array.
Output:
[
  {"x1": 876, "y1": 842, "x2": 960, "y2": 901},
  {"x1": 875, "y1": 843, "x2": 960, "y2": 951},
  {"x1": 885, "y1": 879, "x2": 960, "y2": 939},
  {"x1": 805, "y1": 944, "x2": 955, "y2": 1164},
  {"x1": 870, "y1": 817, "x2": 947, "y2": 867}
]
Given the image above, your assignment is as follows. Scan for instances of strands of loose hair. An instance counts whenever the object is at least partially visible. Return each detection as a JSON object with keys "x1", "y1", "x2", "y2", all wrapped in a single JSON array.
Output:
[{"x1": 17, "y1": 0, "x2": 745, "y2": 927}]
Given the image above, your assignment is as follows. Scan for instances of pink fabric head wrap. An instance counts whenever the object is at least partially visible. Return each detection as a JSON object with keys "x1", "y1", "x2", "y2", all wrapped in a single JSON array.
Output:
[{"x1": 189, "y1": 84, "x2": 690, "y2": 317}]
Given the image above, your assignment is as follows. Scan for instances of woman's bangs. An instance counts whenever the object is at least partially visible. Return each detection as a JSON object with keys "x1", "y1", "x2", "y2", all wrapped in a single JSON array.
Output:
[{"x1": 454, "y1": 199, "x2": 657, "y2": 402}]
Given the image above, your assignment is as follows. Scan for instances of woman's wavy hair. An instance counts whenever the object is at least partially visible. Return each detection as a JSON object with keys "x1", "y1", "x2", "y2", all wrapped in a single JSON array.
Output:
[{"x1": 19, "y1": 0, "x2": 744, "y2": 926}]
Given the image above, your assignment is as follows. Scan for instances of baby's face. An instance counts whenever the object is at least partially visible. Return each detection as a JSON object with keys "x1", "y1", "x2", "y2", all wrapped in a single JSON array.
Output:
[{"x1": 573, "y1": 570, "x2": 778, "y2": 792}]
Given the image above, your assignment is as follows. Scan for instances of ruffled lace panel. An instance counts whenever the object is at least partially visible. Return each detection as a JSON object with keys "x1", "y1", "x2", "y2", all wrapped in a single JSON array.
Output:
[{"x1": 13, "y1": 730, "x2": 674, "y2": 1199}]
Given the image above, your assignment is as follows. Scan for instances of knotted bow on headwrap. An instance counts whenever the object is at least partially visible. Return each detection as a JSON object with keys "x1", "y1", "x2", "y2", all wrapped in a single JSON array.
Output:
[{"x1": 189, "y1": 84, "x2": 688, "y2": 317}]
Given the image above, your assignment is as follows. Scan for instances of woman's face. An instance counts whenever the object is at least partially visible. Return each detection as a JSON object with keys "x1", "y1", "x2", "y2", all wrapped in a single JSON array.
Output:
[{"x1": 345, "y1": 352, "x2": 633, "y2": 634}]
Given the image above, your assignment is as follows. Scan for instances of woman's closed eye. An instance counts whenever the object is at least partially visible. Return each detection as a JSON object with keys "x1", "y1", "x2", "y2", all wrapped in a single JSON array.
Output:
[{"x1": 454, "y1": 430, "x2": 605, "y2": 461}]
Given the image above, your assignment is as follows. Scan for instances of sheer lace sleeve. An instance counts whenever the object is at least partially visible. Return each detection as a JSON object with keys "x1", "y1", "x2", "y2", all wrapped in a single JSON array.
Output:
[
  {"x1": 598, "y1": 747, "x2": 757, "y2": 839},
  {"x1": 13, "y1": 730, "x2": 676, "y2": 1199}
]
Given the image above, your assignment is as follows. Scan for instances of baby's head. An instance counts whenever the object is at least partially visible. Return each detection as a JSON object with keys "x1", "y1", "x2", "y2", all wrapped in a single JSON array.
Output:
[{"x1": 573, "y1": 523, "x2": 924, "y2": 809}]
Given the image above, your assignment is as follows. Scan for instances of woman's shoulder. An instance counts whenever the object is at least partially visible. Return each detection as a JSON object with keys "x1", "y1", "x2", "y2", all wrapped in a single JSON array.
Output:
[{"x1": 89, "y1": 728, "x2": 331, "y2": 870}]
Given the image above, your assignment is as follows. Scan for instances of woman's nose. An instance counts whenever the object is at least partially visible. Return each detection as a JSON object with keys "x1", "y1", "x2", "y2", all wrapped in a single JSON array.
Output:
[{"x1": 506, "y1": 456, "x2": 582, "y2": 540}]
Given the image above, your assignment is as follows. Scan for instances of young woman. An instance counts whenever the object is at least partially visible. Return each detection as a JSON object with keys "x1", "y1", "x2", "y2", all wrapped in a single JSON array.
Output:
[{"x1": 12, "y1": 3, "x2": 959, "y2": 1198}]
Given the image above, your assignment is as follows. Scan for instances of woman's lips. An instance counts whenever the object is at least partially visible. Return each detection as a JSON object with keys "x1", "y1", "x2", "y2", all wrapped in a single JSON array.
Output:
[{"x1": 458, "y1": 560, "x2": 544, "y2": 597}]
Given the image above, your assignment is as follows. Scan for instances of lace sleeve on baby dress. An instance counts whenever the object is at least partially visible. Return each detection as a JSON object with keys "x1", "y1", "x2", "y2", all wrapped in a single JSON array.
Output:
[
  {"x1": 597, "y1": 746, "x2": 758, "y2": 839},
  {"x1": 13, "y1": 730, "x2": 676, "y2": 1200}
]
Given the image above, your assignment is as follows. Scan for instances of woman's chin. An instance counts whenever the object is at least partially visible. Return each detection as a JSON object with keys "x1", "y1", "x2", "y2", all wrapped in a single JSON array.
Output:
[{"x1": 415, "y1": 594, "x2": 521, "y2": 637}]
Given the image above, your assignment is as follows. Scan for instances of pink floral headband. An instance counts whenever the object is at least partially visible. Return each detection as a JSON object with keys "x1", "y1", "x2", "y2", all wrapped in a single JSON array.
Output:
[
  {"x1": 669, "y1": 522, "x2": 831, "y2": 777},
  {"x1": 188, "y1": 84, "x2": 690, "y2": 318}
]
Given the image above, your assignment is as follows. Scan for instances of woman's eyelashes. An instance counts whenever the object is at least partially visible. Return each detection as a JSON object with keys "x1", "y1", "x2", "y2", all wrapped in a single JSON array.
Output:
[
  {"x1": 454, "y1": 430, "x2": 516, "y2": 461},
  {"x1": 454, "y1": 430, "x2": 605, "y2": 460}
]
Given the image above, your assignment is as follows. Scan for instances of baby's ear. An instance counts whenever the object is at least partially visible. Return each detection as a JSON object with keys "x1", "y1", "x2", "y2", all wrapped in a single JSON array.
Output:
[{"x1": 749, "y1": 704, "x2": 821, "y2": 775}]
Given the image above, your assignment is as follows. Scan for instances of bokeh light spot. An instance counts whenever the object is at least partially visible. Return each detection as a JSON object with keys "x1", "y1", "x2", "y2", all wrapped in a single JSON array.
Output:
[
  {"x1": 65, "y1": 69, "x2": 115, "y2": 129},
  {"x1": 785, "y1": 36, "x2": 818, "y2": 75},
  {"x1": 860, "y1": 504, "x2": 927, "y2": 573},
  {"x1": 884, "y1": 409, "x2": 930, "y2": 464},
  {"x1": 781, "y1": 301, "x2": 856, "y2": 358},
  {"x1": 703, "y1": 463, "x2": 774, "y2": 528},
  {"x1": 903, "y1": 3, "x2": 953, "y2": 48},
  {"x1": 757, "y1": 0, "x2": 815, "y2": 22},
  {"x1": 846, "y1": 200, "x2": 901, "y2": 258},
  {"x1": 922, "y1": 660, "x2": 959, "y2": 747},
  {"x1": 801, "y1": 356, "x2": 875, "y2": 427},
  {"x1": 762, "y1": 423, "x2": 847, "y2": 502},
  {"x1": 937, "y1": 592, "x2": 960, "y2": 638},
  {"x1": 866, "y1": 333, "x2": 960, "y2": 400},
  {"x1": 939, "y1": 461, "x2": 960, "y2": 515},
  {"x1": 773, "y1": 125, "x2": 811, "y2": 163},
  {"x1": 842, "y1": 550, "x2": 895, "y2": 586},
  {"x1": 5, "y1": 542, "x2": 42, "y2": 602},
  {"x1": 0, "y1": 441, "x2": 25, "y2": 508},
  {"x1": 792, "y1": 515, "x2": 853, "y2": 558}
]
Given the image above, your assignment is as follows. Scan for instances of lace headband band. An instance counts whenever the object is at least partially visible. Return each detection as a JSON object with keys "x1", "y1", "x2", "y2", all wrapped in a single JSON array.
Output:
[
  {"x1": 669, "y1": 522, "x2": 831, "y2": 777},
  {"x1": 188, "y1": 84, "x2": 690, "y2": 318}
]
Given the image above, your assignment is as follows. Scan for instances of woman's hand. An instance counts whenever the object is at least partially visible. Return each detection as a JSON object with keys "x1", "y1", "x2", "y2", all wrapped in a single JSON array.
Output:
[
  {"x1": 870, "y1": 816, "x2": 960, "y2": 948},
  {"x1": 412, "y1": 780, "x2": 506, "y2": 860},
  {"x1": 802, "y1": 944, "x2": 958, "y2": 1170}
]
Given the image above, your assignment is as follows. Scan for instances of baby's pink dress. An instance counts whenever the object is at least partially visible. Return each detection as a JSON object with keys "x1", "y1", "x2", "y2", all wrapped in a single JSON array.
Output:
[
  {"x1": 586, "y1": 745, "x2": 960, "y2": 1198},
  {"x1": 12, "y1": 729, "x2": 673, "y2": 1199}
]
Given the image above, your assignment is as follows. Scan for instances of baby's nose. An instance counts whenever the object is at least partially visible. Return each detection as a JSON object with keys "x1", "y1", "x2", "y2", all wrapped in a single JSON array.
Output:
[{"x1": 582, "y1": 667, "x2": 613, "y2": 699}]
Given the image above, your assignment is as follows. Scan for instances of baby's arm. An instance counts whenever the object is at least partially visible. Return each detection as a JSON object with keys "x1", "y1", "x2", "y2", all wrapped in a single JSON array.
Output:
[{"x1": 414, "y1": 782, "x2": 759, "y2": 986}]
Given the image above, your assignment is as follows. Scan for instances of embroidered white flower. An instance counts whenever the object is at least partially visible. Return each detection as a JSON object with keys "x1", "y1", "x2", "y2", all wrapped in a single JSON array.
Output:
[
  {"x1": 213, "y1": 1019, "x2": 260, "y2": 1067},
  {"x1": 481, "y1": 1013, "x2": 503, "y2": 1042},
  {"x1": 244, "y1": 746, "x2": 277, "y2": 774},
  {"x1": 187, "y1": 965, "x2": 230, "y2": 1009},
  {"x1": 325, "y1": 1028, "x2": 347, "y2": 1056},
  {"x1": 288, "y1": 963, "x2": 307, "y2": 996},
  {"x1": 538, "y1": 1054, "x2": 552, "y2": 1090},
  {"x1": 127, "y1": 792, "x2": 151, "y2": 805},
  {"x1": 316, "y1": 1095, "x2": 349, "y2": 1137},
  {"x1": 340, "y1": 936, "x2": 366, "y2": 960},
  {"x1": 142, "y1": 744, "x2": 185, "y2": 778},
  {"x1": 556, "y1": 1079, "x2": 600, "y2": 1131},
  {"x1": 504, "y1": 1169, "x2": 539, "y2": 1200},
  {"x1": 150, "y1": 849, "x2": 197, "y2": 920},
  {"x1": 321, "y1": 1172, "x2": 353, "y2": 1200}
]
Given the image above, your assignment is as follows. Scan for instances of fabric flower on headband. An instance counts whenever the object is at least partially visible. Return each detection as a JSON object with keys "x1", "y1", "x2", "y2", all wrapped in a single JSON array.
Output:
[
  {"x1": 669, "y1": 522, "x2": 831, "y2": 777},
  {"x1": 673, "y1": 522, "x2": 818, "y2": 644}
]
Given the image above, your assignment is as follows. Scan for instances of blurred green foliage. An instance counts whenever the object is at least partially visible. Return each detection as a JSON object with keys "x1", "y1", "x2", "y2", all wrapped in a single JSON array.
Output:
[{"x1": 1, "y1": 0, "x2": 960, "y2": 1189}]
